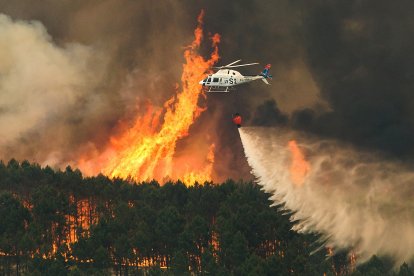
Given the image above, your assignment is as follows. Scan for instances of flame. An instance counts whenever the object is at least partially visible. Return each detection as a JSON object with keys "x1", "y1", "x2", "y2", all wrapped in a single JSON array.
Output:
[
  {"x1": 78, "y1": 11, "x2": 220, "y2": 185},
  {"x1": 288, "y1": 140, "x2": 310, "y2": 186},
  {"x1": 182, "y1": 143, "x2": 215, "y2": 186}
]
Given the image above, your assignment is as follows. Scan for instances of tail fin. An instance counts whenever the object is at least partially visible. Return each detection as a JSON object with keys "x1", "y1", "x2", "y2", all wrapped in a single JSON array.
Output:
[
  {"x1": 260, "y1": 64, "x2": 272, "y2": 84},
  {"x1": 260, "y1": 64, "x2": 272, "y2": 79}
]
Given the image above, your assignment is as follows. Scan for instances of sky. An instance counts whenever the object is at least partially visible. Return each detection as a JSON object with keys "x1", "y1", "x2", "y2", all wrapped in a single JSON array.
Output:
[{"x1": 1, "y1": 0, "x2": 414, "y2": 180}]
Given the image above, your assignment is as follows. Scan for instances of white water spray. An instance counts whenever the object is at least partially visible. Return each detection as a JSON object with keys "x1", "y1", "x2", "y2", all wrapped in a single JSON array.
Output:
[{"x1": 239, "y1": 127, "x2": 414, "y2": 264}]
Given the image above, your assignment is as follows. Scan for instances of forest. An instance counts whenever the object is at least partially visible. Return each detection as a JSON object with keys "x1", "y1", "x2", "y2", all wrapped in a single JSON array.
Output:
[{"x1": 0, "y1": 159, "x2": 412, "y2": 275}]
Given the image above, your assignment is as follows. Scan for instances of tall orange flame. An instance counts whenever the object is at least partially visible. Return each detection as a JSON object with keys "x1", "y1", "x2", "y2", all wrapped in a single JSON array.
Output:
[
  {"x1": 288, "y1": 140, "x2": 310, "y2": 187},
  {"x1": 78, "y1": 11, "x2": 220, "y2": 185}
]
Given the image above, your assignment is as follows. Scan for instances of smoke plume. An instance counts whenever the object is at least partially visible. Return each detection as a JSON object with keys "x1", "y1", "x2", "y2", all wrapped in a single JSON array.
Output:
[
  {"x1": 0, "y1": 14, "x2": 109, "y2": 166},
  {"x1": 2, "y1": 0, "x2": 414, "y2": 182},
  {"x1": 240, "y1": 127, "x2": 414, "y2": 264}
]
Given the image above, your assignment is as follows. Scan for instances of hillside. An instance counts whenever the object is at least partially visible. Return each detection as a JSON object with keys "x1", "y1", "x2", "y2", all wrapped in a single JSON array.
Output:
[{"x1": 0, "y1": 160, "x2": 410, "y2": 275}]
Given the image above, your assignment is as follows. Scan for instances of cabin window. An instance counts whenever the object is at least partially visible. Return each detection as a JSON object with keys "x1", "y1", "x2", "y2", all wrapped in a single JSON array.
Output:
[
  {"x1": 213, "y1": 78, "x2": 219, "y2": 82},
  {"x1": 228, "y1": 70, "x2": 230, "y2": 74},
  {"x1": 233, "y1": 72, "x2": 236, "y2": 75},
  {"x1": 207, "y1": 78, "x2": 211, "y2": 82}
]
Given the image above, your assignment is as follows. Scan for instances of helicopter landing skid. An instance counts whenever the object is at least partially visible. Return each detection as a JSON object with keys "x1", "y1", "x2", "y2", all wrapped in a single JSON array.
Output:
[{"x1": 205, "y1": 86, "x2": 233, "y2": 93}]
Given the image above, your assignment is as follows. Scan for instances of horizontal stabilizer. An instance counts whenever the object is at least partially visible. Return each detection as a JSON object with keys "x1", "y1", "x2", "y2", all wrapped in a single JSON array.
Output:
[{"x1": 261, "y1": 78, "x2": 270, "y2": 85}]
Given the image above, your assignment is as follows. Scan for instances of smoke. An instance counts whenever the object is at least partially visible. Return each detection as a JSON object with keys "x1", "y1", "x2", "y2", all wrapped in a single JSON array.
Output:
[
  {"x1": 0, "y1": 14, "x2": 109, "y2": 166},
  {"x1": 292, "y1": 1, "x2": 414, "y2": 160},
  {"x1": 2, "y1": 0, "x2": 414, "y2": 182},
  {"x1": 240, "y1": 126, "x2": 414, "y2": 264}
]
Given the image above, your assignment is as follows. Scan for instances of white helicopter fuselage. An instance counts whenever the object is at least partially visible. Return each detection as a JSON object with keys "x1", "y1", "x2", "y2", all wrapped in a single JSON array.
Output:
[
  {"x1": 198, "y1": 60, "x2": 272, "y2": 92},
  {"x1": 200, "y1": 69, "x2": 263, "y2": 88}
]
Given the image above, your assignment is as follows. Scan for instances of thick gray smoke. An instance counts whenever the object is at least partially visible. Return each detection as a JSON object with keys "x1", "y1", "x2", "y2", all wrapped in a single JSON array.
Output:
[
  {"x1": 0, "y1": 14, "x2": 108, "y2": 166},
  {"x1": 240, "y1": 127, "x2": 414, "y2": 265}
]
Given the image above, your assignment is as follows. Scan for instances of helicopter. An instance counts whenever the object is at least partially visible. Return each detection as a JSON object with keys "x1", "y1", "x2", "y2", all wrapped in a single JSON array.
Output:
[{"x1": 199, "y1": 60, "x2": 272, "y2": 92}]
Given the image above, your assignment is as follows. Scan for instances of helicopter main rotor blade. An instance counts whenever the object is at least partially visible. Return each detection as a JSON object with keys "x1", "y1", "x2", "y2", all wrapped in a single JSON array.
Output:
[
  {"x1": 224, "y1": 59, "x2": 242, "y2": 67},
  {"x1": 221, "y1": 62, "x2": 259, "y2": 68}
]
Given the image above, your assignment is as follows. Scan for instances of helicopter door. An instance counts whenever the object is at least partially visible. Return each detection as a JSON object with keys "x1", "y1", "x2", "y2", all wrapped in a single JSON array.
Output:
[{"x1": 206, "y1": 77, "x2": 212, "y2": 85}]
